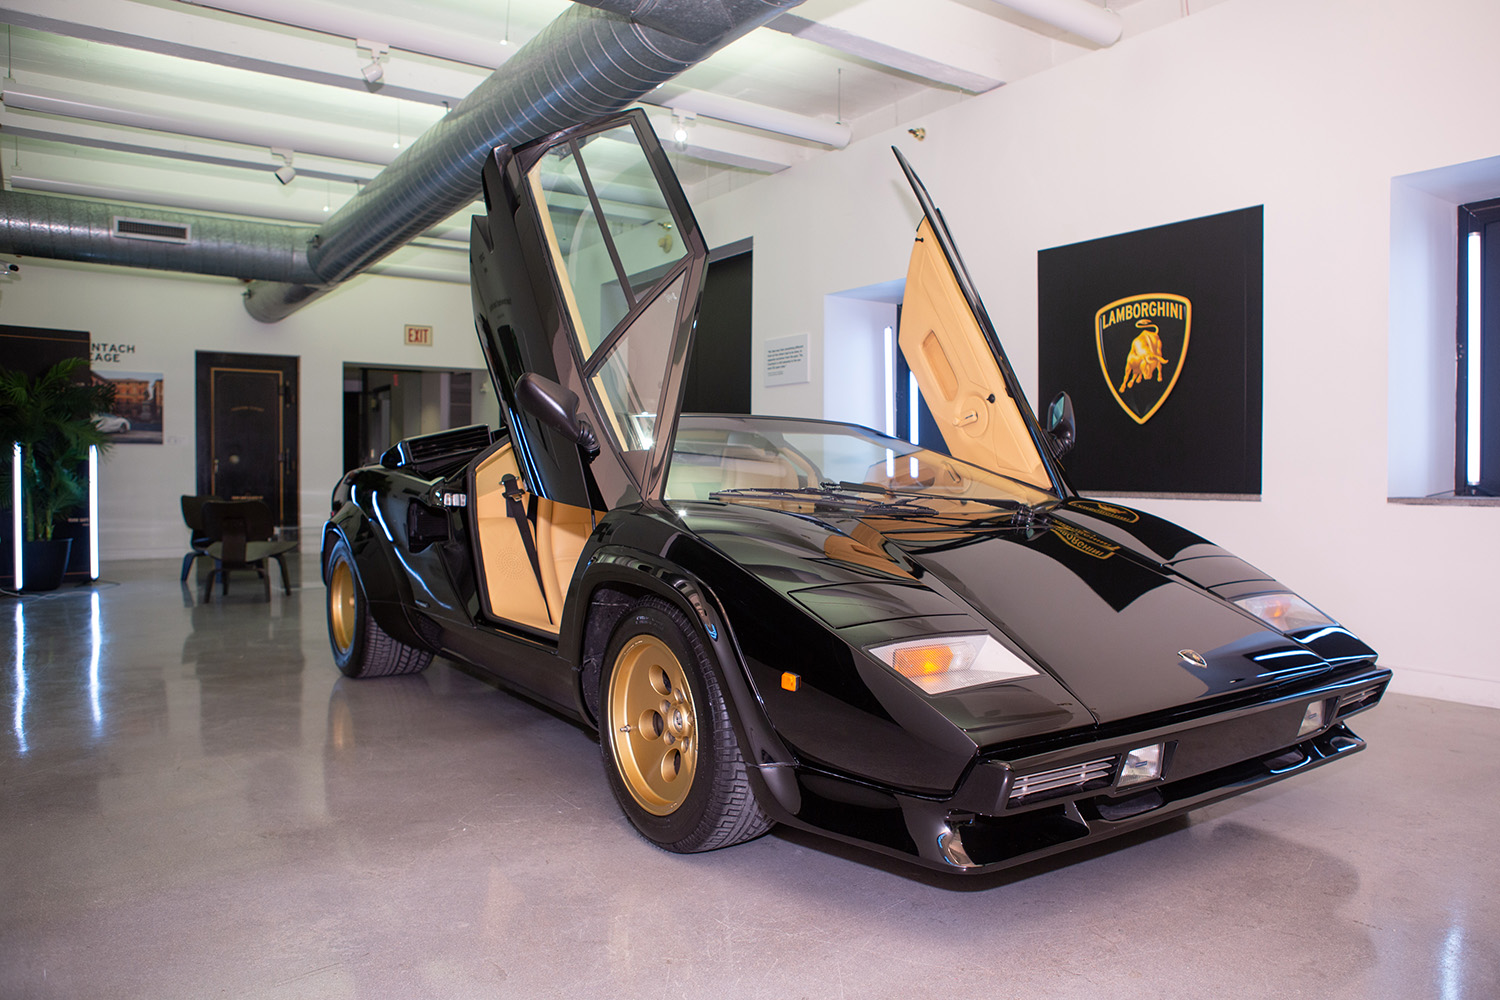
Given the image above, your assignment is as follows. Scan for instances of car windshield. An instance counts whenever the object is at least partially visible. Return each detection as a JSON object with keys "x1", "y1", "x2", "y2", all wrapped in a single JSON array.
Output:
[{"x1": 666, "y1": 414, "x2": 1056, "y2": 507}]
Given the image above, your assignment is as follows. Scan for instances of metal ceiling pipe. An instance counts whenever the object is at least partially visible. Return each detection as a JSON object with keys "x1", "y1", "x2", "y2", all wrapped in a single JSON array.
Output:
[
  {"x1": 0, "y1": 189, "x2": 319, "y2": 283},
  {"x1": 7, "y1": 174, "x2": 475, "y2": 243},
  {"x1": 243, "y1": 0, "x2": 802, "y2": 323},
  {"x1": 989, "y1": 0, "x2": 1123, "y2": 47}
]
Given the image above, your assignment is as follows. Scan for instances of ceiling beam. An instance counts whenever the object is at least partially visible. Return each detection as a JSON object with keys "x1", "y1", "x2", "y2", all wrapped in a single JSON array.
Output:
[
  {"x1": 178, "y1": 0, "x2": 529, "y2": 71},
  {"x1": 989, "y1": 0, "x2": 1123, "y2": 47},
  {"x1": 2, "y1": 83, "x2": 404, "y2": 167},
  {"x1": 0, "y1": 108, "x2": 384, "y2": 184},
  {"x1": 0, "y1": 0, "x2": 488, "y2": 107},
  {"x1": 654, "y1": 87, "x2": 848, "y2": 148},
  {"x1": 764, "y1": 12, "x2": 1005, "y2": 94},
  {"x1": 762, "y1": 0, "x2": 1072, "y2": 95},
  {"x1": 645, "y1": 114, "x2": 794, "y2": 173}
]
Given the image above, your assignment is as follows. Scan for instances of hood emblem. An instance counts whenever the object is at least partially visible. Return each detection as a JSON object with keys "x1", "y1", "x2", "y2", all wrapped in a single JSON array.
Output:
[{"x1": 1178, "y1": 649, "x2": 1208, "y2": 669}]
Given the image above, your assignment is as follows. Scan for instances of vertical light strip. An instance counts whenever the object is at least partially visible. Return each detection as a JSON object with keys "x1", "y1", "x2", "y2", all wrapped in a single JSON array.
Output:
[
  {"x1": 11, "y1": 442, "x2": 21, "y2": 588},
  {"x1": 1467, "y1": 229, "x2": 1483, "y2": 487},
  {"x1": 88, "y1": 444, "x2": 99, "y2": 579},
  {"x1": 908, "y1": 372, "x2": 919, "y2": 446},
  {"x1": 882, "y1": 326, "x2": 895, "y2": 437}
]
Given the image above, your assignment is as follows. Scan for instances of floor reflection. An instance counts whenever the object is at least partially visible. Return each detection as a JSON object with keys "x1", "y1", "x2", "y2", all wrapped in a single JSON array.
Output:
[
  {"x1": 12, "y1": 602, "x2": 26, "y2": 755},
  {"x1": 180, "y1": 583, "x2": 305, "y2": 757},
  {"x1": 10, "y1": 587, "x2": 107, "y2": 757}
]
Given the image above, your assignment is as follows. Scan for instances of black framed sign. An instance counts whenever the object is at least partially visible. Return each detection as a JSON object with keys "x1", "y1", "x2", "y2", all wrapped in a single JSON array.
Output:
[{"x1": 1038, "y1": 206, "x2": 1263, "y2": 495}]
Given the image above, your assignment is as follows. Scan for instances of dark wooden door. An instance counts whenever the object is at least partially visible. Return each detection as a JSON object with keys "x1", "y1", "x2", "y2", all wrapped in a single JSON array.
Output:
[{"x1": 195, "y1": 352, "x2": 298, "y2": 528}]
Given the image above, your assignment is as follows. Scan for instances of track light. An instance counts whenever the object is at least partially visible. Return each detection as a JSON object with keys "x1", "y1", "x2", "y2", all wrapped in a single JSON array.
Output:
[
  {"x1": 671, "y1": 111, "x2": 696, "y2": 147},
  {"x1": 357, "y1": 39, "x2": 389, "y2": 87},
  {"x1": 272, "y1": 147, "x2": 296, "y2": 185}
]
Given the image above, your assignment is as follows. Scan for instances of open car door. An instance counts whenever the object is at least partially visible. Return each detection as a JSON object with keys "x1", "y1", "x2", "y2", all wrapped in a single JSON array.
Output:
[
  {"x1": 894, "y1": 149, "x2": 1063, "y2": 493},
  {"x1": 467, "y1": 110, "x2": 708, "y2": 632},
  {"x1": 472, "y1": 109, "x2": 709, "y2": 511}
]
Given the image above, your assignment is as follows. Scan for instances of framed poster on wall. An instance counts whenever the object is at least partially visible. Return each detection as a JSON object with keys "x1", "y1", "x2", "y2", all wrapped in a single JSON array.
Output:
[{"x1": 1037, "y1": 206, "x2": 1263, "y2": 495}]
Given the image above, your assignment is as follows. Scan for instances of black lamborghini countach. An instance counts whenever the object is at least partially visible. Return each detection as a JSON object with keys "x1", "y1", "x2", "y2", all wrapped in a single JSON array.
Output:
[{"x1": 322, "y1": 109, "x2": 1389, "y2": 873}]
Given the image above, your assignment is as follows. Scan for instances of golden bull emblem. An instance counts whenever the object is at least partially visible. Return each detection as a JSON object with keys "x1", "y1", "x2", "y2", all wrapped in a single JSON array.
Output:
[
  {"x1": 1119, "y1": 320, "x2": 1168, "y2": 391},
  {"x1": 1095, "y1": 293, "x2": 1191, "y2": 425}
]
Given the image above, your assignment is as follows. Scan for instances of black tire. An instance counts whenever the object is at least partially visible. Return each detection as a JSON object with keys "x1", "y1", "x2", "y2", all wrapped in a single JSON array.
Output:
[
  {"x1": 325, "y1": 535, "x2": 432, "y2": 678},
  {"x1": 599, "y1": 596, "x2": 772, "y2": 853}
]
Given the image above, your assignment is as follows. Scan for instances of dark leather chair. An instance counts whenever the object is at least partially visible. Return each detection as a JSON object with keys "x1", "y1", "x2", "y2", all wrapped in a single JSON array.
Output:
[
  {"x1": 179, "y1": 495, "x2": 217, "y2": 581},
  {"x1": 199, "y1": 500, "x2": 297, "y2": 601}
]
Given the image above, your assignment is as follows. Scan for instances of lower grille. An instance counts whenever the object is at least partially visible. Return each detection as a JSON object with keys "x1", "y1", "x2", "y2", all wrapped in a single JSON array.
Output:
[
  {"x1": 1334, "y1": 684, "x2": 1384, "y2": 719},
  {"x1": 1009, "y1": 756, "x2": 1117, "y2": 805}
]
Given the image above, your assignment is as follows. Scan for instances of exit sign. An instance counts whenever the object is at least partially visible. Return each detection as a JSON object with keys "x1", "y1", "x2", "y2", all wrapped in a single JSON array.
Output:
[{"x1": 404, "y1": 324, "x2": 434, "y2": 346}]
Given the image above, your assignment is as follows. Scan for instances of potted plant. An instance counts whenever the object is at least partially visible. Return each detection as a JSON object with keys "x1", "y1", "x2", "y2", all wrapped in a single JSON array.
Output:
[{"x1": 0, "y1": 357, "x2": 116, "y2": 590}]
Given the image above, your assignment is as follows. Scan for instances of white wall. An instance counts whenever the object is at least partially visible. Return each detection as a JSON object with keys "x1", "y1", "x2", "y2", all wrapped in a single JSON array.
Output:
[
  {"x1": 692, "y1": 0, "x2": 1500, "y2": 707},
  {"x1": 0, "y1": 262, "x2": 485, "y2": 558}
]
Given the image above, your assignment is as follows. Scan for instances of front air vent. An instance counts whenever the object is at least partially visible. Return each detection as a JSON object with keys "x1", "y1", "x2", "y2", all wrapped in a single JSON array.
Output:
[
  {"x1": 113, "y1": 216, "x2": 191, "y2": 244},
  {"x1": 391, "y1": 423, "x2": 495, "y2": 475},
  {"x1": 1009, "y1": 755, "x2": 1118, "y2": 806},
  {"x1": 1334, "y1": 684, "x2": 1385, "y2": 719}
]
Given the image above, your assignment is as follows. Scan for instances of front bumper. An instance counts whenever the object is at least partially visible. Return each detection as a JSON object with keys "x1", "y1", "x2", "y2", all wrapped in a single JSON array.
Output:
[{"x1": 756, "y1": 669, "x2": 1390, "y2": 874}]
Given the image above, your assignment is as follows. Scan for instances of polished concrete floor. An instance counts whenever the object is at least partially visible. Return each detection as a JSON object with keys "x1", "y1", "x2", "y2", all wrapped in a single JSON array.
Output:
[{"x1": 3, "y1": 557, "x2": 1497, "y2": 1000}]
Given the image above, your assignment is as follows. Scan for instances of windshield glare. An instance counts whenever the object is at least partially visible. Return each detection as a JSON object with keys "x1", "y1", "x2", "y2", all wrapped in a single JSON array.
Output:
[{"x1": 666, "y1": 416, "x2": 1055, "y2": 506}]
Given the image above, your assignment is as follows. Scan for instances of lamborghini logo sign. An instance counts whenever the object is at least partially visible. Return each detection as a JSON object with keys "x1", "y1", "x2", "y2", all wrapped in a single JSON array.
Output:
[{"x1": 1095, "y1": 294, "x2": 1191, "y2": 424}]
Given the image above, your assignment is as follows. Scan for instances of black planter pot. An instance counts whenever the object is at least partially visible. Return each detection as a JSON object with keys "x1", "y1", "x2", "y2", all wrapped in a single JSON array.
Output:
[{"x1": 21, "y1": 538, "x2": 73, "y2": 592}]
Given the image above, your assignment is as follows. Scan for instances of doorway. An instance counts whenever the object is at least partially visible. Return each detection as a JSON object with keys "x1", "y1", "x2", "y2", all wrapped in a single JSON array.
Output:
[
  {"x1": 342, "y1": 366, "x2": 499, "y2": 472},
  {"x1": 195, "y1": 351, "x2": 299, "y2": 530}
]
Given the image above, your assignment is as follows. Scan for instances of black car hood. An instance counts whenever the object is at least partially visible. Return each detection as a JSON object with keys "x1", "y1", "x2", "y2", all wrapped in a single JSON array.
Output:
[{"x1": 715, "y1": 496, "x2": 1370, "y2": 727}]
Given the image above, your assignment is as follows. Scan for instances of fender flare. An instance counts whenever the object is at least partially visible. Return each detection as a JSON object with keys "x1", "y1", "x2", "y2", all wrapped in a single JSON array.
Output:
[
  {"x1": 567, "y1": 547, "x2": 804, "y2": 822},
  {"x1": 320, "y1": 508, "x2": 432, "y2": 653}
]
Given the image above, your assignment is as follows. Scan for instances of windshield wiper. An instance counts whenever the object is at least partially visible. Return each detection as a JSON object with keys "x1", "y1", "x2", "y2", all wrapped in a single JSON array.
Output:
[
  {"x1": 708, "y1": 484, "x2": 939, "y2": 516},
  {"x1": 834, "y1": 480, "x2": 1030, "y2": 510},
  {"x1": 832, "y1": 481, "x2": 1058, "y2": 528}
]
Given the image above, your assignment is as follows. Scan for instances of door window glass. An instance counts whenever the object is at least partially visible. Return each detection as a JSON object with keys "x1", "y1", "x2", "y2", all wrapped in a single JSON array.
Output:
[
  {"x1": 590, "y1": 273, "x2": 685, "y2": 480},
  {"x1": 529, "y1": 124, "x2": 687, "y2": 359}
]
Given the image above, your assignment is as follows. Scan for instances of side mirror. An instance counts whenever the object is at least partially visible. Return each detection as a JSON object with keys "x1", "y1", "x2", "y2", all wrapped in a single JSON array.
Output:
[
  {"x1": 1044, "y1": 391, "x2": 1076, "y2": 457},
  {"x1": 515, "y1": 373, "x2": 600, "y2": 459}
]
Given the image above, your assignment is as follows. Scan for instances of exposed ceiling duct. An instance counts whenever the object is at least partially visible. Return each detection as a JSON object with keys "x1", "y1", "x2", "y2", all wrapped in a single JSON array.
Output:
[
  {"x1": 0, "y1": 189, "x2": 320, "y2": 283},
  {"x1": 241, "y1": 0, "x2": 804, "y2": 322},
  {"x1": 0, "y1": 0, "x2": 802, "y2": 319}
]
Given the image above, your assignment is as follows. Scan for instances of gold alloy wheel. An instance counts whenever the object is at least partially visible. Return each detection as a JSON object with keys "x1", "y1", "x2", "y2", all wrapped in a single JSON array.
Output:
[
  {"x1": 329, "y1": 558, "x2": 357, "y2": 655},
  {"x1": 607, "y1": 635, "x2": 698, "y2": 816}
]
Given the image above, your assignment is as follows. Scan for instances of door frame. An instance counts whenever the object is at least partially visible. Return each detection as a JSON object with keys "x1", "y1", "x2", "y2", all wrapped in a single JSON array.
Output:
[{"x1": 195, "y1": 351, "x2": 299, "y2": 529}]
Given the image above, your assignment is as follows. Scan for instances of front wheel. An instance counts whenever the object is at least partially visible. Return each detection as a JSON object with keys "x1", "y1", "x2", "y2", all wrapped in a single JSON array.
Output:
[
  {"x1": 325, "y1": 535, "x2": 432, "y2": 678},
  {"x1": 599, "y1": 596, "x2": 772, "y2": 853}
]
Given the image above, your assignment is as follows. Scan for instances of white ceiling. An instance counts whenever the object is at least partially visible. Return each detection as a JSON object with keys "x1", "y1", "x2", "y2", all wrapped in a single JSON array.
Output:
[{"x1": 0, "y1": 0, "x2": 1199, "y2": 280}]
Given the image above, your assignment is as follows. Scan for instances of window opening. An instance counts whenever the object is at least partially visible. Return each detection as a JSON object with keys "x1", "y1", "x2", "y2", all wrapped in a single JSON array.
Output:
[{"x1": 1458, "y1": 198, "x2": 1500, "y2": 496}]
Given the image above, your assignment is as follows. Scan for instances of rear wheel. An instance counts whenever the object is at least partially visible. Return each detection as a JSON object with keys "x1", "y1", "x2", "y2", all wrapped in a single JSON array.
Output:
[
  {"x1": 325, "y1": 535, "x2": 432, "y2": 678},
  {"x1": 600, "y1": 596, "x2": 772, "y2": 852}
]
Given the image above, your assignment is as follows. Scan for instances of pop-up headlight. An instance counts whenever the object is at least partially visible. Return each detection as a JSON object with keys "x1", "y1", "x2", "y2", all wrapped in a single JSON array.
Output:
[
  {"x1": 1232, "y1": 592, "x2": 1335, "y2": 634},
  {"x1": 869, "y1": 634, "x2": 1036, "y2": 696}
]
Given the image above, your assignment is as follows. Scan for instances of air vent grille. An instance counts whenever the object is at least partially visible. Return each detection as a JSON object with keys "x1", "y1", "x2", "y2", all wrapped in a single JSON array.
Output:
[
  {"x1": 395, "y1": 423, "x2": 495, "y2": 474},
  {"x1": 1009, "y1": 756, "x2": 1118, "y2": 805},
  {"x1": 113, "y1": 217, "x2": 191, "y2": 244}
]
